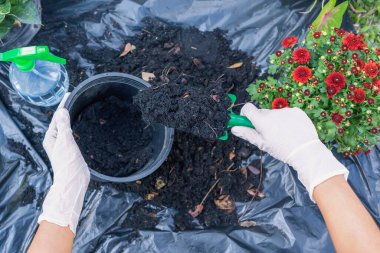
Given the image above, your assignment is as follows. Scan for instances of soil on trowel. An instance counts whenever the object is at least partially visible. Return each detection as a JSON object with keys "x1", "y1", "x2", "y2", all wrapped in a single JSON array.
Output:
[
  {"x1": 134, "y1": 83, "x2": 231, "y2": 139},
  {"x1": 24, "y1": 17, "x2": 262, "y2": 230},
  {"x1": 72, "y1": 96, "x2": 154, "y2": 177}
]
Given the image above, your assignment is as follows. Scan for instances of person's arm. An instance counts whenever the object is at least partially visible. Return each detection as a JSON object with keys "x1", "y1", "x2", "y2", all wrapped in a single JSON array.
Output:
[
  {"x1": 231, "y1": 103, "x2": 380, "y2": 253},
  {"x1": 28, "y1": 222, "x2": 74, "y2": 253},
  {"x1": 314, "y1": 175, "x2": 380, "y2": 253},
  {"x1": 28, "y1": 94, "x2": 90, "y2": 253}
]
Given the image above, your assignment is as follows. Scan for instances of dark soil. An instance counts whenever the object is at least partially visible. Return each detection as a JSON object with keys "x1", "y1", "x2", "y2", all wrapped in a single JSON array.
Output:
[
  {"x1": 13, "y1": 17, "x2": 262, "y2": 230},
  {"x1": 72, "y1": 96, "x2": 154, "y2": 177},
  {"x1": 134, "y1": 83, "x2": 231, "y2": 139},
  {"x1": 5, "y1": 139, "x2": 44, "y2": 207}
]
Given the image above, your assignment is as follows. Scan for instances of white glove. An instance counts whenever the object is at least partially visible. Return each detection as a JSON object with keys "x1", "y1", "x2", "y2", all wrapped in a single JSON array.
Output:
[
  {"x1": 231, "y1": 103, "x2": 348, "y2": 201},
  {"x1": 38, "y1": 93, "x2": 90, "y2": 235}
]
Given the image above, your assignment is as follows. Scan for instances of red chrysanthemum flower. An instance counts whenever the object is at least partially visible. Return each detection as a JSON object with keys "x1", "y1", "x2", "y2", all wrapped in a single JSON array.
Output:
[
  {"x1": 331, "y1": 112, "x2": 344, "y2": 126},
  {"x1": 353, "y1": 88, "x2": 366, "y2": 103},
  {"x1": 353, "y1": 148, "x2": 363, "y2": 155},
  {"x1": 272, "y1": 97, "x2": 289, "y2": 109},
  {"x1": 282, "y1": 36, "x2": 298, "y2": 48},
  {"x1": 292, "y1": 48, "x2": 311, "y2": 64},
  {"x1": 342, "y1": 33, "x2": 361, "y2": 50},
  {"x1": 337, "y1": 29, "x2": 346, "y2": 37},
  {"x1": 373, "y1": 79, "x2": 380, "y2": 89},
  {"x1": 355, "y1": 59, "x2": 365, "y2": 69},
  {"x1": 313, "y1": 32, "x2": 321, "y2": 39},
  {"x1": 363, "y1": 82, "x2": 373, "y2": 89},
  {"x1": 292, "y1": 66, "x2": 312, "y2": 83},
  {"x1": 376, "y1": 49, "x2": 380, "y2": 56},
  {"x1": 326, "y1": 72, "x2": 346, "y2": 89},
  {"x1": 373, "y1": 79, "x2": 380, "y2": 95},
  {"x1": 364, "y1": 62, "x2": 378, "y2": 78},
  {"x1": 326, "y1": 85, "x2": 339, "y2": 98},
  {"x1": 357, "y1": 34, "x2": 367, "y2": 50}
]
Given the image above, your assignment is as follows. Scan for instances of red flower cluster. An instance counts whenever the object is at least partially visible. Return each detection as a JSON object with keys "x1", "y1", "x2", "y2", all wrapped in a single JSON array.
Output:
[
  {"x1": 282, "y1": 36, "x2": 298, "y2": 48},
  {"x1": 292, "y1": 66, "x2": 312, "y2": 83},
  {"x1": 251, "y1": 28, "x2": 379, "y2": 155},
  {"x1": 272, "y1": 97, "x2": 289, "y2": 109},
  {"x1": 292, "y1": 48, "x2": 311, "y2": 64}
]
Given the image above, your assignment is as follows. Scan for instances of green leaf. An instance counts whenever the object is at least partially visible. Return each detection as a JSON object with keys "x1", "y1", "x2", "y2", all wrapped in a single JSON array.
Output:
[
  {"x1": 311, "y1": 0, "x2": 337, "y2": 30},
  {"x1": 0, "y1": 13, "x2": 5, "y2": 23},
  {"x1": 0, "y1": 0, "x2": 11, "y2": 15},
  {"x1": 268, "y1": 65, "x2": 278, "y2": 75},
  {"x1": 307, "y1": 0, "x2": 348, "y2": 41},
  {"x1": 11, "y1": 0, "x2": 40, "y2": 24},
  {"x1": 0, "y1": 16, "x2": 13, "y2": 38}
]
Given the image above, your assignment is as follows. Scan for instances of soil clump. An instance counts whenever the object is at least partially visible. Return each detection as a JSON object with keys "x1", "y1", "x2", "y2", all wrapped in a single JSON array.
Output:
[{"x1": 72, "y1": 96, "x2": 154, "y2": 177}]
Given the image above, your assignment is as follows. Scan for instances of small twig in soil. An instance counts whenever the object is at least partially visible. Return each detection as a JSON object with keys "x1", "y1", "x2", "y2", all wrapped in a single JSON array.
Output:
[
  {"x1": 204, "y1": 120, "x2": 218, "y2": 139},
  {"x1": 199, "y1": 163, "x2": 235, "y2": 206},
  {"x1": 238, "y1": 150, "x2": 264, "y2": 222},
  {"x1": 200, "y1": 178, "x2": 220, "y2": 206}
]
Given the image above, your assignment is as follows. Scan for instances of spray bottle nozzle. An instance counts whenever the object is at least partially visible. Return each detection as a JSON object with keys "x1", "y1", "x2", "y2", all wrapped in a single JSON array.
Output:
[{"x1": 0, "y1": 46, "x2": 66, "y2": 72}]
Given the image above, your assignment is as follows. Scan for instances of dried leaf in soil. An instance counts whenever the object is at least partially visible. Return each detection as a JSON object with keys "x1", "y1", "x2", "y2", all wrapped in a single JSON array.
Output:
[
  {"x1": 227, "y1": 62, "x2": 243, "y2": 69},
  {"x1": 247, "y1": 188, "x2": 265, "y2": 198},
  {"x1": 119, "y1": 43, "x2": 136, "y2": 57},
  {"x1": 239, "y1": 220, "x2": 256, "y2": 227},
  {"x1": 214, "y1": 195, "x2": 235, "y2": 213},
  {"x1": 229, "y1": 150, "x2": 236, "y2": 161},
  {"x1": 240, "y1": 166, "x2": 248, "y2": 181},
  {"x1": 145, "y1": 192, "x2": 158, "y2": 201},
  {"x1": 142, "y1": 72, "x2": 156, "y2": 81},
  {"x1": 155, "y1": 176, "x2": 167, "y2": 190},
  {"x1": 188, "y1": 204, "x2": 204, "y2": 218}
]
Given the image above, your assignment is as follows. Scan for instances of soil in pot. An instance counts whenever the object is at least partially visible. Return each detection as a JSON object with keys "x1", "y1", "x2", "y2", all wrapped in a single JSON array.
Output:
[
  {"x1": 22, "y1": 17, "x2": 262, "y2": 230},
  {"x1": 134, "y1": 82, "x2": 230, "y2": 140},
  {"x1": 72, "y1": 96, "x2": 154, "y2": 177}
]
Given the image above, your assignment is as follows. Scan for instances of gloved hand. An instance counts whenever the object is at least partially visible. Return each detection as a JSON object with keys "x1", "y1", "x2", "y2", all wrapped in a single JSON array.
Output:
[
  {"x1": 231, "y1": 103, "x2": 348, "y2": 201},
  {"x1": 38, "y1": 93, "x2": 90, "y2": 235}
]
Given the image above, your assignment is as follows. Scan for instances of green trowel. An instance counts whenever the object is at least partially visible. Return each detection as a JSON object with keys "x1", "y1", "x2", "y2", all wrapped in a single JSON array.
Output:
[{"x1": 219, "y1": 94, "x2": 254, "y2": 140}]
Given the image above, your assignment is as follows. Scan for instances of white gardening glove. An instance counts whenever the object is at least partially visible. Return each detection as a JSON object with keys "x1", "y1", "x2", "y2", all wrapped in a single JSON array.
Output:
[
  {"x1": 38, "y1": 93, "x2": 90, "y2": 235},
  {"x1": 231, "y1": 103, "x2": 348, "y2": 201}
]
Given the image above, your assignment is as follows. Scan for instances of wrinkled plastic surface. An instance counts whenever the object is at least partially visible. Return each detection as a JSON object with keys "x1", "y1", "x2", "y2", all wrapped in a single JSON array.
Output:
[{"x1": 0, "y1": 0, "x2": 379, "y2": 252}]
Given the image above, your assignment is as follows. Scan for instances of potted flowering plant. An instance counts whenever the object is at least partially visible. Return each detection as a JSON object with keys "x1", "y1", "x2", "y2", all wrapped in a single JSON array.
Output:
[
  {"x1": 247, "y1": 28, "x2": 379, "y2": 156},
  {"x1": 0, "y1": 0, "x2": 41, "y2": 49}
]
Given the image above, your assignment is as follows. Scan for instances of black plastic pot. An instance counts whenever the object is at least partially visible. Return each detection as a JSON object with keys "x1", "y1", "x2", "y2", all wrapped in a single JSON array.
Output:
[{"x1": 65, "y1": 72, "x2": 174, "y2": 182}]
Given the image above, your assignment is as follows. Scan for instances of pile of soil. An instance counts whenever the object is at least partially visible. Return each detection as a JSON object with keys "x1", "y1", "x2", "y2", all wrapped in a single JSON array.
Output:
[
  {"x1": 134, "y1": 83, "x2": 231, "y2": 139},
  {"x1": 72, "y1": 96, "x2": 154, "y2": 177},
  {"x1": 13, "y1": 17, "x2": 262, "y2": 230}
]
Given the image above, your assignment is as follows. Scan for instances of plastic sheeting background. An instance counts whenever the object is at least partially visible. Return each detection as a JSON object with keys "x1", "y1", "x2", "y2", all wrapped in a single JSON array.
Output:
[{"x1": 0, "y1": 0, "x2": 379, "y2": 252}]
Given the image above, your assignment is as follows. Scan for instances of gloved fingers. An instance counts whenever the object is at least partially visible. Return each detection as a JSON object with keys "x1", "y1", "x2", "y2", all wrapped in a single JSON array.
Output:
[
  {"x1": 55, "y1": 108, "x2": 72, "y2": 132},
  {"x1": 43, "y1": 93, "x2": 71, "y2": 158},
  {"x1": 43, "y1": 113, "x2": 60, "y2": 159},
  {"x1": 58, "y1": 92, "x2": 71, "y2": 109},
  {"x1": 239, "y1": 103, "x2": 266, "y2": 131},
  {"x1": 231, "y1": 126, "x2": 265, "y2": 150}
]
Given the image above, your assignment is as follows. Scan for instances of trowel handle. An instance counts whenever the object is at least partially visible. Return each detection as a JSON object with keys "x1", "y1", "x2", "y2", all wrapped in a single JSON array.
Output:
[{"x1": 228, "y1": 112, "x2": 254, "y2": 128}]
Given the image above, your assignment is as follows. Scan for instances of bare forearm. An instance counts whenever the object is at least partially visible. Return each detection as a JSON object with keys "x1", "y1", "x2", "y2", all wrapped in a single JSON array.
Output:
[
  {"x1": 28, "y1": 221, "x2": 74, "y2": 253},
  {"x1": 313, "y1": 175, "x2": 380, "y2": 253}
]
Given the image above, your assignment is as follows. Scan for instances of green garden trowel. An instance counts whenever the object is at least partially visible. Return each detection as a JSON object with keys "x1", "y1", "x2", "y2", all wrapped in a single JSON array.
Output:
[{"x1": 219, "y1": 94, "x2": 254, "y2": 140}]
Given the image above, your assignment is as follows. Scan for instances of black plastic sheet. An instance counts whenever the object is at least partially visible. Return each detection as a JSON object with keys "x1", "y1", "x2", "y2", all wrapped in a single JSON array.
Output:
[{"x1": 0, "y1": 0, "x2": 379, "y2": 252}]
